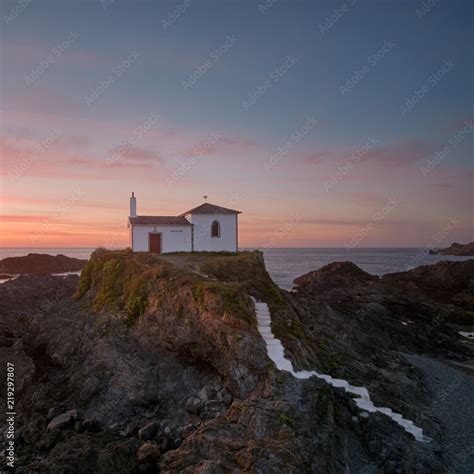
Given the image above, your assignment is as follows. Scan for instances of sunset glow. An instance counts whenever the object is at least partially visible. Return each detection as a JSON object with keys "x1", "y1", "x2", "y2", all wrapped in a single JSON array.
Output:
[{"x1": 1, "y1": 0, "x2": 472, "y2": 248}]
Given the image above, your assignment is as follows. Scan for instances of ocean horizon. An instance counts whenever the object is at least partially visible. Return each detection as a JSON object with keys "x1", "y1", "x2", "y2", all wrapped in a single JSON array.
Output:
[{"x1": 1, "y1": 246, "x2": 472, "y2": 291}]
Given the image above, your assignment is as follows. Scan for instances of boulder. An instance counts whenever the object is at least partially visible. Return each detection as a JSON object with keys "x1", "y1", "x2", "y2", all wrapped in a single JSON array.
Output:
[
  {"x1": 137, "y1": 442, "x2": 161, "y2": 464},
  {"x1": 138, "y1": 421, "x2": 158, "y2": 441},
  {"x1": 293, "y1": 261, "x2": 377, "y2": 294},
  {"x1": 78, "y1": 418, "x2": 101, "y2": 433},
  {"x1": 198, "y1": 385, "x2": 217, "y2": 401},
  {"x1": 185, "y1": 397, "x2": 203, "y2": 415},
  {"x1": 47, "y1": 406, "x2": 65, "y2": 421},
  {"x1": 46, "y1": 410, "x2": 77, "y2": 431}
]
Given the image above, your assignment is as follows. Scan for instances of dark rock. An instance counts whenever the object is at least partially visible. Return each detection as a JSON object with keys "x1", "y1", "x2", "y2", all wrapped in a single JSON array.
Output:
[
  {"x1": 123, "y1": 424, "x2": 139, "y2": 438},
  {"x1": 47, "y1": 406, "x2": 65, "y2": 421},
  {"x1": 96, "y1": 439, "x2": 140, "y2": 473},
  {"x1": 437, "y1": 242, "x2": 474, "y2": 256},
  {"x1": 4, "y1": 251, "x2": 472, "y2": 473},
  {"x1": 181, "y1": 423, "x2": 198, "y2": 438},
  {"x1": 383, "y1": 260, "x2": 474, "y2": 307},
  {"x1": 138, "y1": 422, "x2": 158, "y2": 441},
  {"x1": 0, "y1": 253, "x2": 87, "y2": 275},
  {"x1": 137, "y1": 442, "x2": 161, "y2": 463},
  {"x1": 137, "y1": 463, "x2": 156, "y2": 473},
  {"x1": 80, "y1": 418, "x2": 102, "y2": 433},
  {"x1": 185, "y1": 397, "x2": 203, "y2": 415},
  {"x1": 47, "y1": 410, "x2": 78, "y2": 431},
  {"x1": 198, "y1": 385, "x2": 217, "y2": 401},
  {"x1": 293, "y1": 261, "x2": 378, "y2": 295}
]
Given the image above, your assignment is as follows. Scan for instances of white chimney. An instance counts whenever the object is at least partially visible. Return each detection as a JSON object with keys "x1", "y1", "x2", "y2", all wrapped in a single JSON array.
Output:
[{"x1": 130, "y1": 192, "x2": 137, "y2": 217}]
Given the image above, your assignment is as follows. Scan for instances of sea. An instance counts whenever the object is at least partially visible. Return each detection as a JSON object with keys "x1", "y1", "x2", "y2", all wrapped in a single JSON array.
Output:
[{"x1": 1, "y1": 247, "x2": 472, "y2": 290}]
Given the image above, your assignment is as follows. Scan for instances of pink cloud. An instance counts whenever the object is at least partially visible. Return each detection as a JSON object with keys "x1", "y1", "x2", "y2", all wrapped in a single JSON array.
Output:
[
  {"x1": 0, "y1": 135, "x2": 161, "y2": 180},
  {"x1": 108, "y1": 145, "x2": 162, "y2": 162},
  {"x1": 304, "y1": 139, "x2": 440, "y2": 168},
  {"x1": 180, "y1": 135, "x2": 258, "y2": 158},
  {"x1": 361, "y1": 139, "x2": 440, "y2": 166},
  {"x1": 1, "y1": 215, "x2": 50, "y2": 223},
  {"x1": 304, "y1": 151, "x2": 335, "y2": 165}
]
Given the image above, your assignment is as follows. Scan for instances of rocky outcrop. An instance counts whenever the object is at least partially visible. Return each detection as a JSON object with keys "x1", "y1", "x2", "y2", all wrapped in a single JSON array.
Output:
[
  {"x1": 1, "y1": 250, "x2": 473, "y2": 472},
  {"x1": 294, "y1": 261, "x2": 378, "y2": 295},
  {"x1": 286, "y1": 260, "x2": 474, "y2": 472},
  {"x1": 383, "y1": 260, "x2": 474, "y2": 308},
  {"x1": 0, "y1": 253, "x2": 87, "y2": 275},
  {"x1": 430, "y1": 241, "x2": 474, "y2": 256}
]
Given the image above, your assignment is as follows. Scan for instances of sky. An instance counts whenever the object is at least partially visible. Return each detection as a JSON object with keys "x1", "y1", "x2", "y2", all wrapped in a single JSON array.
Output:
[{"x1": 0, "y1": 0, "x2": 473, "y2": 248}]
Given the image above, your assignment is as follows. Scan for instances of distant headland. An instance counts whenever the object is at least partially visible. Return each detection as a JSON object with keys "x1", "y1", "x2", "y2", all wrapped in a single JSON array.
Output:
[{"x1": 429, "y1": 242, "x2": 474, "y2": 256}]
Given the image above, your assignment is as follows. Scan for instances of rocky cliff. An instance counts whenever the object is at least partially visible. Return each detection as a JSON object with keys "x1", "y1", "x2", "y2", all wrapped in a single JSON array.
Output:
[
  {"x1": 430, "y1": 241, "x2": 474, "y2": 256},
  {"x1": 1, "y1": 250, "x2": 473, "y2": 472},
  {"x1": 0, "y1": 253, "x2": 87, "y2": 275}
]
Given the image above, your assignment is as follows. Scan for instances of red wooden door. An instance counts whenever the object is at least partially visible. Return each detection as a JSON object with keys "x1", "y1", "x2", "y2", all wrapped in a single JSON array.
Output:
[{"x1": 149, "y1": 234, "x2": 161, "y2": 253}]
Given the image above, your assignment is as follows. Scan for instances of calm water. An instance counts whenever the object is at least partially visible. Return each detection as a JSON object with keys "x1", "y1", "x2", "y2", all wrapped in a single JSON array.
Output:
[{"x1": 0, "y1": 247, "x2": 472, "y2": 290}]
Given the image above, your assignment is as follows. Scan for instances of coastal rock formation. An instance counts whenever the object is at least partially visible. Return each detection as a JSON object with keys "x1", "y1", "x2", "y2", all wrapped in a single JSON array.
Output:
[
  {"x1": 293, "y1": 261, "x2": 378, "y2": 295},
  {"x1": 0, "y1": 250, "x2": 473, "y2": 472},
  {"x1": 0, "y1": 253, "x2": 87, "y2": 275},
  {"x1": 287, "y1": 260, "x2": 474, "y2": 472},
  {"x1": 430, "y1": 241, "x2": 474, "y2": 256}
]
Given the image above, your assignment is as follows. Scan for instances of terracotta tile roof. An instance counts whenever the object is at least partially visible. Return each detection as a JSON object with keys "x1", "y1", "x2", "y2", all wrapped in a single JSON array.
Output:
[
  {"x1": 129, "y1": 216, "x2": 191, "y2": 225},
  {"x1": 180, "y1": 202, "x2": 241, "y2": 216}
]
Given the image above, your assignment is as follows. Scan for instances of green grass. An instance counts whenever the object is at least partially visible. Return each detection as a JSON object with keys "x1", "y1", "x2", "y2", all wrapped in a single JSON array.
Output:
[
  {"x1": 199, "y1": 251, "x2": 306, "y2": 343},
  {"x1": 167, "y1": 251, "x2": 239, "y2": 257},
  {"x1": 279, "y1": 413, "x2": 292, "y2": 426},
  {"x1": 75, "y1": 248, "x2": 257, "y2": 327},
  {"x1": 193, "y1": 280, "x2": 255, "y2": 325}
]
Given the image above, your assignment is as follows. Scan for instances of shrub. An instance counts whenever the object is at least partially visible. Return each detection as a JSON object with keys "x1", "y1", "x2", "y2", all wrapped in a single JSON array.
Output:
[
  {"x1": 125, "y1": 295, "x2": 148, "y2": 325},
  {"x1": 279, "y1": 413, "x2": 292, "y2": 426}
]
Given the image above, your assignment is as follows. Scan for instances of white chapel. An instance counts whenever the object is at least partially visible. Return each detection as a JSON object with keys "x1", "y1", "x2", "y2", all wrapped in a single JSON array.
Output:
[{"x1": 128, "y1": 193, "x2": 241, "y2": 253}]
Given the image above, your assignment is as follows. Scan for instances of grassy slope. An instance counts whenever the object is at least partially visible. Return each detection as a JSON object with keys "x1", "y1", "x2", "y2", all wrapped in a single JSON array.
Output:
[{"x1": 75, "y1": 249, "x2": 256, "y2": 327}]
